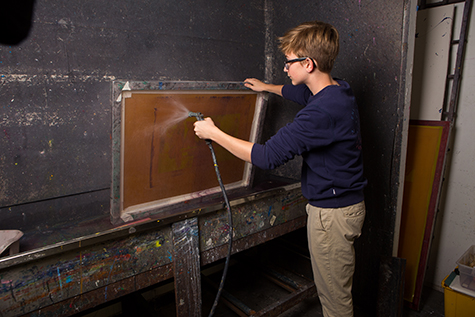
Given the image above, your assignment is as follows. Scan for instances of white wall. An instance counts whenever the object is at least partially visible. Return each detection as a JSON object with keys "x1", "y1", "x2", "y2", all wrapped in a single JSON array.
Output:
[{"x1": 412, "y1": 3, "x2": 475, "y2": 291}]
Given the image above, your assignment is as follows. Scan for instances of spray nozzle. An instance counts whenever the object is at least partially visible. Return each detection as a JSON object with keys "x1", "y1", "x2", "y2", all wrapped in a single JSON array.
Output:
[
  {"x1": 189, "y1": 111, "x2": 211, "y2": 145},
  {"x1": 188, "y1": 111, "x2": 204, "y2": 121}
]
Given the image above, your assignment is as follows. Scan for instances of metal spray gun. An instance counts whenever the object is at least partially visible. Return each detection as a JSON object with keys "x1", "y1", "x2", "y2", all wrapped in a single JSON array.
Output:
[
  {"x1": 189, "y1": 111, "x2": 211, "y2": 144},
  {"x1": 188, "y1": 111, "x2": 204, "y2": 121}
]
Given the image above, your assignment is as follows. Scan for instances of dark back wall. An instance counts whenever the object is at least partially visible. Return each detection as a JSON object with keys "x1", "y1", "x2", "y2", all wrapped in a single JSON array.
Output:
[{"x1": 1, "y1": 0, "x2": 412, "y2": 313}]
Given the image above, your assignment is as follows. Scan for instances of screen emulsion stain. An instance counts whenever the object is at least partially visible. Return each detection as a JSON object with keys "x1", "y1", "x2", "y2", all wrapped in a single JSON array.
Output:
[{"x1": 121, "y1": 92, "x2": 257, "y2": 214}]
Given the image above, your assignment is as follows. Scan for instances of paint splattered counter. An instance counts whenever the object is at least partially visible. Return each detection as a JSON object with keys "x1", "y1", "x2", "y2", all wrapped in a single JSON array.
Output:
[{"x1": 0, "y1": 182, "x2": 306, "y2": 317}]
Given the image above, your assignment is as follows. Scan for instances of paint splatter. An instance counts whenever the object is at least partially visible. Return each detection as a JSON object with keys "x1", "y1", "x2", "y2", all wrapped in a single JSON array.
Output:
[{"x1": 57, "y1": 268, "x2": 63, "y2": 291}]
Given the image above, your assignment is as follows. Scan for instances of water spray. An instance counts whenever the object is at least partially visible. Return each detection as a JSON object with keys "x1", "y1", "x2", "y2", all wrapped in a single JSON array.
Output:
[{"x1": 188, "y1": 111, "x2": 233, "y2": 317}]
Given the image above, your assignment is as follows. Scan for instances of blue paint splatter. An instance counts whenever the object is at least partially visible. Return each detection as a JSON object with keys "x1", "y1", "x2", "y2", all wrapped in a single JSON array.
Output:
[{"x1": 57, "y1": 268, "x2": 63, "y2": 290}]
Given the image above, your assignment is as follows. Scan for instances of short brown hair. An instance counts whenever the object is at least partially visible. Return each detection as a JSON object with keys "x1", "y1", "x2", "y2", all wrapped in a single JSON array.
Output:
[{"x1": 278, "y1": 21, "x2": 339, "y2": 73}]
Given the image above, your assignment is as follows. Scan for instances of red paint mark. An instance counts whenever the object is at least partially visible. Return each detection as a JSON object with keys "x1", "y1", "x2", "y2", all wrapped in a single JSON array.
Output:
[{"x1": 114, "y1": 217, "x2": 151, "y2": 229}]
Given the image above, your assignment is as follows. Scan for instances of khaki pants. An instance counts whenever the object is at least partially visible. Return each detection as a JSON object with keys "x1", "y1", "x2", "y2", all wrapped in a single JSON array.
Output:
[{"x1": 306, "y1": 201, "x2": 365, "y2": 317}]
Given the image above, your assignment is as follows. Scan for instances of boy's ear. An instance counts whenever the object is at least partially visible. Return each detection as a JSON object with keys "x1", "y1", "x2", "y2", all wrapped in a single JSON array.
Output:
[{"x1": 305, "y1": 58, "x2": 317, "y2": 72}]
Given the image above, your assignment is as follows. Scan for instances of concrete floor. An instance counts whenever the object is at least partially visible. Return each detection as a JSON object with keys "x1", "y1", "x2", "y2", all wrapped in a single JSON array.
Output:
[
  {"x1": 403, "y1": 287, "x2": 445, "y2": 317},
  {"x1": 278, "y1": 286, "x2": 444, "y2": 316},
  {"x1": 80, "y1": 273, "x2": 444, "y2": 317}
]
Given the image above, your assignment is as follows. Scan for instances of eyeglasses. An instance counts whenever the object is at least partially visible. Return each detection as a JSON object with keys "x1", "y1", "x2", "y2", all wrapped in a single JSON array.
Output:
[{"x1": 283, "y1": 57, "x2": 317, "y2": 70}]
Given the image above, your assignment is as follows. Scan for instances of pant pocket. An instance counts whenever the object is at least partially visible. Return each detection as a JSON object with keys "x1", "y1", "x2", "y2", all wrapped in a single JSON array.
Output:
[
  {"x1": 342, "y1": 202, "x2": 365, "y2": 241},
  {"x1": 343, "y1": 201, "x2": 365, "y2": 218},
  {"x1": 307, "y1": 204, "x2": 330, "y2": 231}
]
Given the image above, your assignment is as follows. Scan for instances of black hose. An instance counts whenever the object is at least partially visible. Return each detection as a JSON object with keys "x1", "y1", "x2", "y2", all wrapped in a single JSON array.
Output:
[
  {"x1": 206, "y1": 141, "x2": 233, "y2": 317},
  {"x1": 189, "y1": 112, "x2": 233, "y2": 317}
]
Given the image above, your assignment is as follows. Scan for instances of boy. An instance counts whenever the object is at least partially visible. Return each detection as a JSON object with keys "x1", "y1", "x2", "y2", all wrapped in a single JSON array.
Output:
[{"x1": 193, "y1": 21, "x2": 366, "y2": 317}]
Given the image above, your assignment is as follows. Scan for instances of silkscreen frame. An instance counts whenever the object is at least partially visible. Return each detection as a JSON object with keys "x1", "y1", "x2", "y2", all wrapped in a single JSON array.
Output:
[{"x1": 110, "y1": 81, "x2": 267, "y2": 224}]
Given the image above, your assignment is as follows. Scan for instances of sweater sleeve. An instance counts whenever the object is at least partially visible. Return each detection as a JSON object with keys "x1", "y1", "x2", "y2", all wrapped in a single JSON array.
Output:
[
  {"x1": 251, "y1": 143, "x2": 268, "y2": 169},
  {"x1": 251, "y1": 105, "x2": 334, "y2": 170},
  {"x1": 282, "y1": 84, "x2": 312, "y2": 105},
  {"x1": 251, "y1": 127, "x2": 299, "y2": 170}
]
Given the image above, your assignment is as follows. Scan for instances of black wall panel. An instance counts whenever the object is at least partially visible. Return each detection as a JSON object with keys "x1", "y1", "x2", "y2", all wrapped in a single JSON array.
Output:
[
  {"x1": 1, "y1": 0, "x2": 266, "y2": 208},
  {"x1": 1, "y1": 78, "x2": 111, "y2": 206}
]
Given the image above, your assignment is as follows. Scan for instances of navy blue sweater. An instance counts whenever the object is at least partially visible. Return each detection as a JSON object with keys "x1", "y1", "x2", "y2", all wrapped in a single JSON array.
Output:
[{"x1": 251, "y1": 81, "x2": 367, "y2": 208}]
